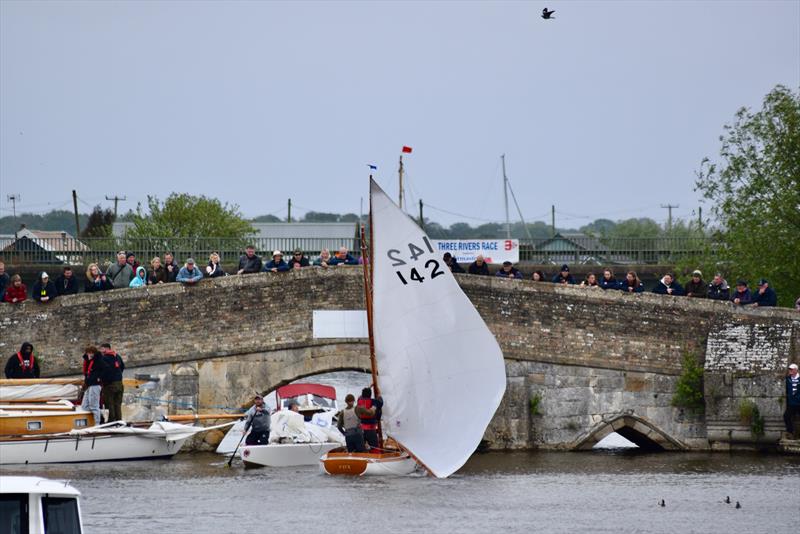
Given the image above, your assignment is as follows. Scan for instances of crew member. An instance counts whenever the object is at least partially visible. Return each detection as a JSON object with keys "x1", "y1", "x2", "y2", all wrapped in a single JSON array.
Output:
[
  {"x1": 81, "y1": 346, "x2": 105, "y2": 425},
  {"x1": 243, "y1": 394, "x2": 271, "y2": 445},
  {"x1": 100, "y1": 343, "x2": 125, "y2": 422},
  {"x1": 5, "y1": 342, "x2": 40, "y2": 379},
  {"x1": 357, "y1": 387, "x2": 383, "y2": 450},
  {"x1": 337, "y1": 394, "x2": 367, "y2": 453},
  {"x1": 784, "y1": 363, "x2": 800, "y2": 438}
]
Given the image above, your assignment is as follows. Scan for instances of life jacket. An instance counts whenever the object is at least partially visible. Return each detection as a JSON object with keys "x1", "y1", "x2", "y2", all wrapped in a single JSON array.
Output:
[
  {"x1": 16, "y1": 352, "x2": 36, "y2": 377},
  {"x1": 357, "y1": 397, "x2": 378, "y2": 430},
  {"x1": 341, "y1": 406, "x2": 361, "y2": 432}
]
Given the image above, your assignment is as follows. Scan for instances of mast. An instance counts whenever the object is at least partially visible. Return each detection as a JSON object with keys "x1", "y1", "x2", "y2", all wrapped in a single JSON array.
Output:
[
  {"x1": 502, "y1": 154, "x2": 510, "y2": 239},
  {"x1": 362, "y1": 178, "x2": 384, "y2": 448},
  {"x1": 398, "y1": 155, "x2": 405, "y2": 211}
]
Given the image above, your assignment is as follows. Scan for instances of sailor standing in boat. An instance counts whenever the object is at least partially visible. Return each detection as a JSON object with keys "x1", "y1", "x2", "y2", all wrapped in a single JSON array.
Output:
[
  {"x1": 357, "y1": 387, "x2": 383, "y2": 450},
  {"x1": 337, "y1": 394, "x2": 367, "y2": 453},
  {"x1": 243, "y1": 394, "x2": 271, "y2": 445},
  {"x1": 81, "y1": 345, "x2": 105, "y2": 425},
  {"x1": 4, "y1": 342, "x2": 40, "y2": 379}
]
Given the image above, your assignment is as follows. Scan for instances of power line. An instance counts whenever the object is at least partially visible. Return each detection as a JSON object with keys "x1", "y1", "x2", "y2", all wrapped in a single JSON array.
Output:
[{"x1": 106, "y1": 195, "x2": 127, "y2": 219}]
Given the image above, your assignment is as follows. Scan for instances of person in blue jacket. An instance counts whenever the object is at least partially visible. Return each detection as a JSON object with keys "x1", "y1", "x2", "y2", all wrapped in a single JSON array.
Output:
[
  {"x1": 129, "y1": 266, "x2": 148, "y2": 288},
  {"x1": 330, "y1": 247, "x2": 358, "y2": 266},
  {"x1": 750, "y1": 279, "x2": 777, "y2": 307},
  {"x1": 177, "y1": 258, "x2": 204, "y2": 285},
  {"x1": 495, "y1": 261, "x2": 523, "y2": 279},
  {"x1": 784, "y1": 363, "x2": 800, "y2": 436},
  {"x1": 600, "y1": 269, "x2": 620, "y2": 290},
  {"x1": 263, "y1": 250, "x2": 290, "y2": 273},
  {"x1": 730, "y1": 279, "x2": 751, "y2": 305},
  {"x1": 552, "y1": 264, "x2": 575, "y2": 284},
  {"x1": 652, "y1": 273, "x2": 684, "y2": 296}
]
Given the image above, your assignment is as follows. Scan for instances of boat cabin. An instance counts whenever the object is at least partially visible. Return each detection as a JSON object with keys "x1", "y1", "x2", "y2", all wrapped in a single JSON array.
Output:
[
  {"x1": 0, "y1": 476, "x2": 84, "y2": 534},
  {"x1": 274, "y1": 384, "x2": 337, "y2": 420}
]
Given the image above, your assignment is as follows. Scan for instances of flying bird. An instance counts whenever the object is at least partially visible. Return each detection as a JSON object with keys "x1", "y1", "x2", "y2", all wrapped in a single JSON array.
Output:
[{"x1": 542, "y1": 8, "x2": 555, "y2": 20}]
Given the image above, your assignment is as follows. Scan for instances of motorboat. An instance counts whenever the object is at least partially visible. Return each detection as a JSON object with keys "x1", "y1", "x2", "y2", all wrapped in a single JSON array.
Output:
[{"x1": 0, "y1": 476, "x2": 84, "y2": 534}]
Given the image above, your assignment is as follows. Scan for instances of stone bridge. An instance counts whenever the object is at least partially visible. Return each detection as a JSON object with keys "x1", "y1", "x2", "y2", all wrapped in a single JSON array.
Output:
[{"x1": 1, "y1": 267, "x2": 797, "y2": 451}]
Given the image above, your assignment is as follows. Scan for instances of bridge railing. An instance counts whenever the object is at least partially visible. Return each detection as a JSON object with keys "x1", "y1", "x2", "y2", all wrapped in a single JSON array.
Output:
[{"x1": 0, "y1": 235, "x2": 713, "y2": 266}]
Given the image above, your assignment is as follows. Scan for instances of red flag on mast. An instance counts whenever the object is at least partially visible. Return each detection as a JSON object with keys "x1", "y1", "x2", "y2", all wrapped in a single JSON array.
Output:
[{"x1": 401, "y1": 146, "x2": 413, "y2": 153}]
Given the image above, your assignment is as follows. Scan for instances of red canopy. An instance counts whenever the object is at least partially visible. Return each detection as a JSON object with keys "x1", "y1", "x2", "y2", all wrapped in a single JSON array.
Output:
[{"x1": 275, "y1": 383, "x2": 336, "y2": 401}]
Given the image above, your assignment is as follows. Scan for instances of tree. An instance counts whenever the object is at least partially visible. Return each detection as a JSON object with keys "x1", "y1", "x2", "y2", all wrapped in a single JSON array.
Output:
[
  {"x1": 695, "y1": 85, "x2": 799, "y2": 307},
  {"x1": 302, "y1": 211, "x2": 340, "y2": 222},
  {"x1": 252, "y1": 214, "x2": 281, "y2": 223},
  {"x1": 81, "y1": 205, "x2": 115, "y2": 238}
]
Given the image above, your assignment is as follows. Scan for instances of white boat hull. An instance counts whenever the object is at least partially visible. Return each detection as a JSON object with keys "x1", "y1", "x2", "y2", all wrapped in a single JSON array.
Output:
[
  {"x1": 241, "y1": 441, "x2": 342, "y2": 467},
  {"x1": 0, "y1": 433, "x2": 190, "y2": 465}
]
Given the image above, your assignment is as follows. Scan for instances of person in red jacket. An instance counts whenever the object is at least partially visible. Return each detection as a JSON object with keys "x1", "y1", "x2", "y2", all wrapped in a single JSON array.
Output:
[
  {"x1": 3, "y1": 275, "x2": 27, "y2": 304},
  {"x1": 357, "y1": 387, "x2": 383, "y2": 450}
]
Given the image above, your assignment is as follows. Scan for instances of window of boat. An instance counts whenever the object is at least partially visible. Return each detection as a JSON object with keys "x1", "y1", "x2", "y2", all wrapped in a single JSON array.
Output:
[
  {"x1": 27, "y1": 421, "x2": 43, "y2": 431},
  {"x1": 309, "y1": 394, "x2": 335, "y2": 408},
  {"x1": 42, "y1": 496, "x2": 81, "y2": 534},
  {"x1": 0, "y1": 494, "x2": 29, "y2": 534},
  {"x1": 74, "y1": 418, "x2": 89, "y2": 428}
]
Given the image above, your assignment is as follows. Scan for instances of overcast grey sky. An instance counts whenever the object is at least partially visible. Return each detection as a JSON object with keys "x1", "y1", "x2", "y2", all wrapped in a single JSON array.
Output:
[{"x1": 1, "y1": 0, "x2": 798, "y2": 228}]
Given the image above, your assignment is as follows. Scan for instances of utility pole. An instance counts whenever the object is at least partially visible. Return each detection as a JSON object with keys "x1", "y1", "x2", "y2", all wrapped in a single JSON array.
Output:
[
  {"x1": 661, "y1": 204, "x2": 679, "y2": 231},
  {"x1": 105, "y1": 195, "x2": 127, "y2": 219},
  {"x1": 551, "y1": 205, "x2": 556, "y2": 237},
  {"x1": 7, "y1": 194, "x2": 20, "y2": 239},
  {"x1": 398, "y1": 155, "x2": 405, "y2": 211},
  {"x1": 698, "y1": 206, "x2": 703, "y2": 231},
  {"x1": 502, "y1": 154, "x2": 510, "y2": 239},
  {"x1": 72, "y1": 190, "x2": 81, "y2": 237},
  {"x1": 287, "y1": 198, "x2": 292, "y2": 223},
  {"x1": 418, "y1": 199, "x2": 424, "y2": 230}
]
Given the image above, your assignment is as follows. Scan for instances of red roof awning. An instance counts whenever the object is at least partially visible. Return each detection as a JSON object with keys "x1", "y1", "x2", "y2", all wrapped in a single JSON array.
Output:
[{"x1": 275, "y1": 383, "x2": 337, "y2": 401}]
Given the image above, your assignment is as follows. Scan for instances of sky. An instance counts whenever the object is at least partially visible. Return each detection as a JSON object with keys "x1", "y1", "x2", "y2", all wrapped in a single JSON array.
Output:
[{"x1": 1, "y1": 0, "x2": 798, "y2": 229}]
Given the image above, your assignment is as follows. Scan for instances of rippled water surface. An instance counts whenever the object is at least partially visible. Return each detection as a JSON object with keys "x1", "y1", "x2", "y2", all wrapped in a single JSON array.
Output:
[{"x1": 3, "y1": 450, "x2": 798, "y2": 534}]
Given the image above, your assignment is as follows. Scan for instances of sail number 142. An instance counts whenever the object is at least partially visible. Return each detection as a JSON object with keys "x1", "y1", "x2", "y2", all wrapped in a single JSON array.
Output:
[{"x1": 387, "y1": 237, "x2": 445, "y2": 286}]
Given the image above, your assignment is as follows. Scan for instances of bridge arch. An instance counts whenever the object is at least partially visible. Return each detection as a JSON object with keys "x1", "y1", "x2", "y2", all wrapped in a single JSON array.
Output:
[{"x1": 571, "y1": 413, "x2": 688, "y2": 451}]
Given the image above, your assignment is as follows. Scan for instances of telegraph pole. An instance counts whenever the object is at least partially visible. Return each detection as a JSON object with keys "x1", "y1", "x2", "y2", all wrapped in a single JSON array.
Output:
[
  {"x1": 661, "y1": 204, "x2": 679, "y2": 231},
  {"x1": 551, "y1": 205, "x2": 556, "y2": 237},
  {"x1": 698, "y1": 206, "x2": 703, "y2": 231},
  {"x1": 105, "y1": 195, "x2": 127, "y2": 219},
  {"x1": 72, "y1": 190, "x2": 81, "y2": 237},
  {"x1": 7, "y1": 194, "x2": 20, "y2": 239},
  {"x1": 287, "y1": 198, "x2": 292, "y2": 223}
]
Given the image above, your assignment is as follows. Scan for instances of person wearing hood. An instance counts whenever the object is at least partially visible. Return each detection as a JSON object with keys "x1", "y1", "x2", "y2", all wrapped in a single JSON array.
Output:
[
  {"x1": 262, "y1": 250, "x2": 290, "y2": 273},
  {"x1": 3, "y1": 274, "x2": 27, "y2": 303},
  {"x1": 707, "y1": 273, "x2": 730, "y2": 301},
  {"x1": 32, "y1": 272, "x2": 58, "y2": 303},
  {"x1": 129, "y1": 266, "x2": 148, "y2": 288},
  {"x1": 684, "y1": 270, "x2": 708, "y2": 298},
  {"x1": 5, "y1": 342, "x2": 40, "y2": 379},
  {"x1": 652, "y1": 273, "x2": 685, "y2": 296},
  {"x1": 552, "y1": 265, "x2": 576, "y2": 284},
  {"x1": 177, "y1": 258, "x2": 204, "y2": 285}
]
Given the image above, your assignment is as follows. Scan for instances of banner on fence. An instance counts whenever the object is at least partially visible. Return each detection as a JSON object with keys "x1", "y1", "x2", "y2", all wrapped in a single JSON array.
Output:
[{"x1": 431, "y1": 239, "x2": 519, "y2": 264}]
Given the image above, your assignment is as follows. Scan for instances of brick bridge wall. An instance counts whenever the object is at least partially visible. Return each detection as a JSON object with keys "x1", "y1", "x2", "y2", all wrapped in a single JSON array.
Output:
[{"x1": 1, "y1": 267, "x2": 797, "y2": 450}]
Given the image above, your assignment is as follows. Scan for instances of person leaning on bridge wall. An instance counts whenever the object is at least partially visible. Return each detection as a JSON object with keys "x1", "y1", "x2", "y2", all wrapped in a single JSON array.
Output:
[
  {"x1": 125, "y1": 252, "x2": 140, "y2": 275},
  {"x1": 750, "y1": 279, "x2": 777, "y2": 307},
  {"x1": 106, "y1": 251, "x2": 134, "y2": 289},
  {"x1": 442, "y1": 252, "x2": 465, "y2": 274},
  {"x1": 286, "y1": 248, "x2": 310, "y2": 270},
  {"x1": 263, "y1": 250, "x2": 290, "y2": 273},
  {"x1": 237, "y1": 245, "x2": 262, "y2": 274},
  {"x1": 177, "y1": 258, "x2": 204, "y2": 285},
  {"x1": 0, "y1": 262, "x2": 10, "y2": 302},
  {"x1": 55, "y1": 266, "x2": 79, "y2": 296},
  {"x1": 32, "y1": 272, "x2": 57, "y2": 303},
  {"x1": 163, "y1": 252, "x2": 180, "y2": 283},
  {"x1": 730, "y1": 279, "x2": 752, "y2": 305},
  {"x1": 599, "y1": 269, "x2": 620, "y2": 290},
  {"x1": 129, "y1": 266, "x2": 148, "y2": 288},
  {"x1": 85, "y1": 263, "x2": 112, "y2": 292},
  {"x1": 684, "y1": 270, "x2": 708, "y2": 298},
  {"x1": 148, "y1": 257, "x2": 167, "y2": 285},
  {"x1": 329, "y1": 246, "x2": 358, "y2": 266},
  {"x1": 552, "y1": 264, "x2": 576, "y2": 285},
  {"x1": 314, "y1": 248, "x2": 332, "y2": 268},
  {"x1": 621, "y1": 271, "x2": 644, "y2": 293},
  {"x1": 580, "y1": 273, "x2": 600, "y2": 288},
  {"x1": 531, "y1": 270, "x2": 547, "y2": 282},
  {"x1": 707, "y1": 273, "x2": 730, "y2": 301},
  {"x1": 652, "y1": 273, "x2": 684, "y2": 296},
  {"x1": 495, "y1": 261, "x2": 523, "y2": 279},
  {"x1": 468, "y1": 254, "x2": 490, "y2": 276},
  {"x1": 206, "y1": 252, "x2": 227, "y2": 277}
]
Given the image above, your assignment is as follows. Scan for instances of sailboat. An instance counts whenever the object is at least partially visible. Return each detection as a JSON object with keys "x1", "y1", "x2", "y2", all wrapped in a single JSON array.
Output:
[{"x1": 319, "y1": 178, "x2": 507, "y2": 478}]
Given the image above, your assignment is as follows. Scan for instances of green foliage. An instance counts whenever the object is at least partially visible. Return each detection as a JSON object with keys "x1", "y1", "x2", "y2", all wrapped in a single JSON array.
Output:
[
  {"x1": 0, "y1": 210, "x2": 88, "y2": 234},
  {"x1": 671, "y1": 353, "x2": 705, "y2": 415},
  {"x1": 738, "y1": 399, "x2": 765, "y2": 437},
  {"x1": 695, "y1": 85, "x2": 800, "y2": 307},
  {"x1": 251, "y1": 214, "x2": 281, "y2": 223},
  {"x1": 529, "y1": 393, "x2": 542, "y2": 415},
  {"x1": 81, "y1": 205, "x2": 115, "y2": 238},
  {"x1": 127, "y1": 194, "x2": 254, "y2": 239}
]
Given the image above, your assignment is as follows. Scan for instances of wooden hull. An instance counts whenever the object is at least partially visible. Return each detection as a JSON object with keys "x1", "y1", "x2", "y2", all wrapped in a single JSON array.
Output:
[
  {"x1": 319, "y1": 448, "x2": 418, "y2": 476},
  {"x1": 241, "y1": 442, "x2": 342, "y2": 467},
  {"x1": 0, "y1": 433, "x2": 189, "y2": 465},
  {"x1": 0, "y1": 408, "x2": 95, "y2": 436}
]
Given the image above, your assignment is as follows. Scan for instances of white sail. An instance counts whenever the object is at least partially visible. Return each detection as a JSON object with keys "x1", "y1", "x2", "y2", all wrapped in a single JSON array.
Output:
[{"x1": 370, "y1": 179, "x2": 506, "y2": 478}]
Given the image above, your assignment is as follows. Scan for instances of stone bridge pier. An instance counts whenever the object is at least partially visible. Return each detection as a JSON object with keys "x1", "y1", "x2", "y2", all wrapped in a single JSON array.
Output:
[{"x1": 1, "y1": 267, "x2": 797, "y2": 451}]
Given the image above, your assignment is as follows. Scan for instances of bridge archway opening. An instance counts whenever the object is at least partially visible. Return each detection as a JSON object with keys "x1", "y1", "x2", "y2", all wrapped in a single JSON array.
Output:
[
  {"x1": 261, "y1": 369, "x2": 373, "y2": 411},
  {"x1": 575, "y1": 414, "x2": 685, "y2": 452}
]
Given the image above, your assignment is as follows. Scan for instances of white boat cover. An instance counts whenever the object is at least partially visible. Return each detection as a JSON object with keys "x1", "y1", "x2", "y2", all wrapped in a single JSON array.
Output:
[
  {"x1": 370, "y1": 179, "x2": 507, "y2": 478},
  {"x1": 67, "y1": 421, "x2": 234, "y2": 442},
  {"x1": 216, "y1": 412, "x2": 344, "y2": 453},
  {"x1": 0, "y1": 384, "x2": 81, "y2": 402}
]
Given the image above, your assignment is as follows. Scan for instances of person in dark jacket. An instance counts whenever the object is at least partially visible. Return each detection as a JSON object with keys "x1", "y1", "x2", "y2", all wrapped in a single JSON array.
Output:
[
  {"x1": 85, "y1": 263, "x2": 111, "y2": 292},
  {"x1": 263, "y1": 250, "x2": 290, "y2": 273},
  {"x1": 358, "y1": 387, "x2": 383, "y2": 450},
  {"x1": 496, "y1": 261, "x2": 523, "y2": 279},
  {"x1": 32, "y1": 272, "x2": 58, "y2": 303},
  {"x1": 100, "y1": 343, "x2": 125, "y2": 422},
  {"x1": 599, "y1": 269, "x2": 620, "y2": 290},
  {"x1": 750, "y1": 279, "x2": 777, "y2": 307},
  {"x1": 81, "y1": 345, "x2": 105, "y2": 424},
  {"x1": 0, "y1": 261, "x2": 9, "y2": 302},
  {"x1": 237, "y1": 246, "x2": 263, "y2": 274},
  {"x1": 206, "y1": 252, "x2": 227, "y2": 277},
  {"x1": 621, "y1": 271, "x2": 644, "y2": 293},
  {"x1": 652, "y1": 273, "x2": 684, "y2": 296},
  {"x1": 330, "y1": 247, "x2": 358, "y2": 266},
  {"x1": 468, "y1": 255, "x2": 490, "y2": 276},
  {"x1": 286, "y1": 249, "x2": 310, "y2": 270},
  {"x1": 731, "y1": 280, "x2": 752, "y2": 305},
  {"x1": 443, "y1": 252, "x2": 464, "y2": 274},
  {"x1": 684, "y1": 270, "x2": 707, "y2": 298},
  {"x1": 784, "y1": 363, "x2": 800, "y2": 436},
  {"x1": 5, "y1": 342, "x2": 40, "y2": 379},
  {"x1": 125, "y1": 252, "x2": 140, "y2": 275},
  {"x1": 163, "y1": 252, "x2": 180, "y2": 282},
  {"x1": 55, "y1": 266, "x2": 79, "y2": 296},
  {"x1": 243, "y1": 393, "x2": 271, "y2": 445},
  {"x1": 148, "y1": 257, "x2": 167, "y2": 285},
  {"x1": 3, "y1": 274, "x2": 27, "y2": 303},
  {"x1": 707, "y1": 273, "x2": 730, "y2": 301},
  {"x1": 552, "y1": 265, "x2": 575, "y2": 284}
]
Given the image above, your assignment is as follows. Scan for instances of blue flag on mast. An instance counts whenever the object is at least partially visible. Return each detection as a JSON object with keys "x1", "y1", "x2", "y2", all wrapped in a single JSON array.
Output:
[{"x1": 367, "y1": 164, "x2": 377, "y2": 170}]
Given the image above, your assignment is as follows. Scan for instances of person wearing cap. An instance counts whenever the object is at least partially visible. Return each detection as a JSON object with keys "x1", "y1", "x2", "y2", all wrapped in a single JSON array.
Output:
[
  {"x1": 125, "y1": 252, "x2": 140, "y2": 274},
  {"x1": 684, "y1": 270, "x2": 708, "y2": 298},
  {"x1": 652, "y1": 273, "x2": 685, "y2": 296},
  {"x1": 329, "y1": 246, "x2": 358, "y2": 266},
  {"x1": 750, "y1": 279, "x2": 777, "y2": 307},
  {"x1": 262, "y1": 250, "x2": 290, "y2": 273},
  {"x1": 237, "y1": 245, "x2": 263, "y2": 275},
  {"x1": 468, "y1": 254, "x2": 490, "y2": 276},
  {"x1": 32, "y1": 271, "x2": 57, "y2": 303},
  {"x1": 442, "y1": 252, "x2": 465, "y2": 274},
  {"x1": 730, "y1": 279, "x2": 752, "y2": 305},
  {"x1": 336, "y1": 393, "x2": 368, "y2": 453},
  {"x1": 286, "y1": 249, "x2": 310, "y2": 270},
  {"x1": 552, "y1": 264, "x2": 575, "y2": 285},
  {"x1": 107, "y1": 251, "x2": 134, "y2": 289},
  {"x1": 243, "y1": 394, "x2": 271, "y2": 446},
  {"x1": 784, "y1": 363, "x2": 800, "y2": 437},
  {"x1": 176, "y1": 258, "x2": 203, "y2": 285},
  {"x1": 495, "y1": 260, "x2": 523, "y2": 279},
  {"x1": 707, "y1": 273, "x2": 730, "y2": 301}
]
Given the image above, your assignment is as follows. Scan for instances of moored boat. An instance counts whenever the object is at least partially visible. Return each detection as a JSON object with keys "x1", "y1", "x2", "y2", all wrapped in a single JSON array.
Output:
[
  {"x1": 0, "y1": 476, "x2": 84, "y2": 533},
  {"x1": 0, "y1": 400, "x2": 96, "y2": 436}
]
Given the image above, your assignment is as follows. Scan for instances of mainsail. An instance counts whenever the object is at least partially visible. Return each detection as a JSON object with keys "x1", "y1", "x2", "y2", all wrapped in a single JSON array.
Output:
[{"x1": 370, "y1": 179, "x2": 506, "y2": 478}]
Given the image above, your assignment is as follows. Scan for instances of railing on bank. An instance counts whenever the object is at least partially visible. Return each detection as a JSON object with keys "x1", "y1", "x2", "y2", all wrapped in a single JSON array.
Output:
[{"x1": 0, "y1": 236, "x2": 714, "y2": 266}]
